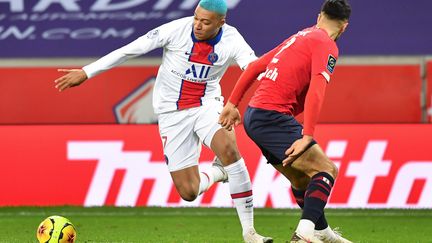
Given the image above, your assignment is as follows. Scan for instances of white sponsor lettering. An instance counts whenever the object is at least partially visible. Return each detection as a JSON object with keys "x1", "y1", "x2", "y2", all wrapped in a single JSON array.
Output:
[
  {"x1": 346, "y1": 141, "x2": 392, "y2": 207},
  {"x1": 165, "y1": 11, "x2": 184, "y2": 20},
  {"x1": 33, "y1": 0, "x2": 80, "y2": 12},
  {"x1": 0, "y1": 25, "x2": 134, "y2": 40},
  {"x1": 100, "y1": 27, "x2": 134, "y2": 39},
  {"x1": 0, "y1": 25, "x2": 35, "y2": 39},
  {"x1": 66, "y1": 139, "x2": 432, "y2": 208},
  {"x1": 68, "y1": 141, "x2": 170, "y2": 207},
  {"x1": 91, "y1": 0, "x2": 149, "y2": 12},
  {"x1": 68, "y1": 141, "x2": 231, "y2": 207},
  {"x1": 0, "y1": 0, "x2": 24, "y2": 12},
  {"x1": 2, "y1": 0, "x2": 243, "y2": 13},
  {"x1": 257, "y1": 67, "x2": 278, "y2": 81},
  {"x1": 325, "y1": 140, "x2": 348, "y2": 169},
  {"x1": 153, "y1": 0, "x2": 174, "y2": 10},
  {"x1": 9, "y1": 12, "x2": 164, "y2": 21},
  {"x1": 179, "y1": 0, "x2": 198, "y2": 9},
  {"x1": 388, "y1": 162, "x2": 432, "y2": 208},
  {"x1": 41, "y1": 27, "x2": 133, "y2": 40},
  {"x1": 10, "y1": 13, "x2": 27, "y2": 21}
]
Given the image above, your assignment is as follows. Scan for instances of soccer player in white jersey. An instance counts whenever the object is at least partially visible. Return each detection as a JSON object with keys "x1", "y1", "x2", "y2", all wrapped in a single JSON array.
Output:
[{"x1": 54, "y1": 0, "x2": 272, "y2": 242}]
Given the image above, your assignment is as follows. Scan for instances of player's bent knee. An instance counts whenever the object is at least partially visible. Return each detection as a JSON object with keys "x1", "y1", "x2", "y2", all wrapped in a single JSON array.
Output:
[
  {"x1": 319, "y1": 159, "x2": 338, "y2": 179},
  {"x1": 174, "y1": 182, "x2": 199, "y2": 202},
  {"x1": 178, "y1": 189, "x2": 198, "y2": 202}
]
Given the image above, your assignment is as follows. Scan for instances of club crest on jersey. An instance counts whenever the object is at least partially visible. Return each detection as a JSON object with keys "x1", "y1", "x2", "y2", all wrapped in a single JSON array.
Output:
[
  {"x1": 327, "y1": 54, "x2": 337, "y2": 74},
  {"x1": 208, "y1": 53, "x2": 219, "y2": 63}
]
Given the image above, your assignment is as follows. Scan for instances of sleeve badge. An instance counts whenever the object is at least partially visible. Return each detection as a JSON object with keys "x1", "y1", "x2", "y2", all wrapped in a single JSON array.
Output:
[{"x1": 327, "y1": 54, "x2": 337, "y2": 74}]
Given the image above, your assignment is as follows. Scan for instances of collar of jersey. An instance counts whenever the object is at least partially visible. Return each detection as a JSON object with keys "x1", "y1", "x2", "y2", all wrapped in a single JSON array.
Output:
[{"x1": 191, "y1": 28, "x2": 223, "y2": 46}]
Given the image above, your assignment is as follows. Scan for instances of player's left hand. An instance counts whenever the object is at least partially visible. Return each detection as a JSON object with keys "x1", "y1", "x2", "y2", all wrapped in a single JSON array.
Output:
[
  {"x1": 218, "y1": 102, "x2": 241, "y2": 131},
  {"x1": 282, "y1": 135, "x2": 313, "y2": 166},
  {"x1": 54, "y1": 69, "x2": 88, "y2": 92}
]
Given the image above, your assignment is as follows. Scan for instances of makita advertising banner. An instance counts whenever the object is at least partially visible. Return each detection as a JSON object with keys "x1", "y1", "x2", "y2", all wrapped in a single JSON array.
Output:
[
  {"x1": 1, "y1": 0, "x2": 431, "y2": 57},
  {"x1": 0, "y1": 124, "x2": 431, "y2": 208}
]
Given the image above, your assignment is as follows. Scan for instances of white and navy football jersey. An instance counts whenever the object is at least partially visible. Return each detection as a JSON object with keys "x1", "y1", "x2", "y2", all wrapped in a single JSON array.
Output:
[{"x1": 83, "y1": 17, "x2": 256, "y2": 114}]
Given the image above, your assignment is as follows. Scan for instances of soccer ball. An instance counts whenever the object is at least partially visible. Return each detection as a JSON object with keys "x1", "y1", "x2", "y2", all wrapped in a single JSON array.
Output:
[{"x1": 36, "y1": 215, "x2": 77, "y2": 243}]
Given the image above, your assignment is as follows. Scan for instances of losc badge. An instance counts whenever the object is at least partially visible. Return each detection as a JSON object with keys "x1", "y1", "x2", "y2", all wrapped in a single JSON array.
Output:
[{"x1": 327, "y1": 54, "x2": 337, "y2": 74}]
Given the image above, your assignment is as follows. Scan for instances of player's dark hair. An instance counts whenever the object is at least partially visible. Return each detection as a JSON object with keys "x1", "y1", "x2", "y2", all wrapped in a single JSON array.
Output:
[{"x1": 321, "y1": 0, "x2": 351, "y2": 21}]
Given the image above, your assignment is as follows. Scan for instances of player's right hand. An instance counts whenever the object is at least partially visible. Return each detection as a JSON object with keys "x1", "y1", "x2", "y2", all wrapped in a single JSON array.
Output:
[
  {"x1": 282, "y1": 135, "x2": 314, "y2": 166},
  {"x1": 218, "y1": 102, "x2": 241, "y2": 131},
  {"x1": 54, "y1": 69, "x2": 88, "y2": 92}
]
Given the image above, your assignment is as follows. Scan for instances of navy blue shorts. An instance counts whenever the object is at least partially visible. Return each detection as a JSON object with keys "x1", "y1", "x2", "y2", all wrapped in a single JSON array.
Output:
[{"x1": 243, "y1": 106, "x2": 316, "y2": 165}]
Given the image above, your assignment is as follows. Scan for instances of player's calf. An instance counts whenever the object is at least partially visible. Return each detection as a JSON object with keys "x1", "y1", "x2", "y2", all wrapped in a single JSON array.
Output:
[{"x1": 290, "y1": 144, "x2": 337, "y2": 179}]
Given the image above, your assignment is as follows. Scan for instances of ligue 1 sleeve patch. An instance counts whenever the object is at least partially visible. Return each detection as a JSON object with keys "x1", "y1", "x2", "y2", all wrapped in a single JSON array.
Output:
[
  {"x1": 146, "y1": 29, "x2": 159, "y2": 39},
  {"x1": 326, "y1": 54, "x2": 337, "y2": 74}
]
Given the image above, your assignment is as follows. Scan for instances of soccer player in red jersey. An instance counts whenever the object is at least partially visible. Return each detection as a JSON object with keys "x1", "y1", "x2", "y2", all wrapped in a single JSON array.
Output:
[{"x1": 219, "y1": 0, "x2": 352, "y2": 242}]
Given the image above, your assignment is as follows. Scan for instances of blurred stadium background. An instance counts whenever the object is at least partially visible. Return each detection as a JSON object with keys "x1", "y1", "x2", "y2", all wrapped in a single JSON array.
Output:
[{"x1": 1, "y1": 0, "x2": 432, "y2": 242}]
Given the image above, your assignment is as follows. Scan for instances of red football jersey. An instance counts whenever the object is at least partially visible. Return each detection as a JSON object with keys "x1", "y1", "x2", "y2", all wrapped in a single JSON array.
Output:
[{"x1": 249, "y1": 26, "x2": 338, "y2": 116}]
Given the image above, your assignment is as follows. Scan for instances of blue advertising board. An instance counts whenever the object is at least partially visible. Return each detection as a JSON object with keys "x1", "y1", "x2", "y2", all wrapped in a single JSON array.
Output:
[{"x1": 0, "y1": 0, "x2": 431, "y2": 57}]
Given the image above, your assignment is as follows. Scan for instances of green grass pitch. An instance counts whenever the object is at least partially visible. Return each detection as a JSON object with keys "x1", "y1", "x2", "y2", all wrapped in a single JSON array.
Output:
[{"x1": 0, "y1": 207, "x2": 431, "y2": 242}]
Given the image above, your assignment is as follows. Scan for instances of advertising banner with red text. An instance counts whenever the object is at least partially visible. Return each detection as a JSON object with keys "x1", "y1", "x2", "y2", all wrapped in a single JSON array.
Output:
[
  {"x1": 0, "y1": 124, "x2": 431, "y2": 208},
  {"x1": 0, "y1": 64, "x2": 422, "y2": 124}
]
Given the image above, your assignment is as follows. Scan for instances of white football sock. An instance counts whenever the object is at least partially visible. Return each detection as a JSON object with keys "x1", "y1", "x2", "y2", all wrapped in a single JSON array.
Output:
[
  {"x1": 224, "y1": 158, "x2": 254, "y2": 235},
  {"x1": 198, "y1": 161, "x2": 228, "y2": 195},
  {"x1": 296, "y1": 219, "x2": 315, "y2": 238},
  {"x1": 198, "y1": 171, "x2": 213, "y2": 195},
  {"x1": 210, "y1": 162, "x2": 227, "y2": 183}
]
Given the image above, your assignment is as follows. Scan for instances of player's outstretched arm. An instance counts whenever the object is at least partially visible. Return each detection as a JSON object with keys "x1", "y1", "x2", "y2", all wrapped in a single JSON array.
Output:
[{"x1": 54, "y1": 69, "x2": 88, "y2": 92}]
